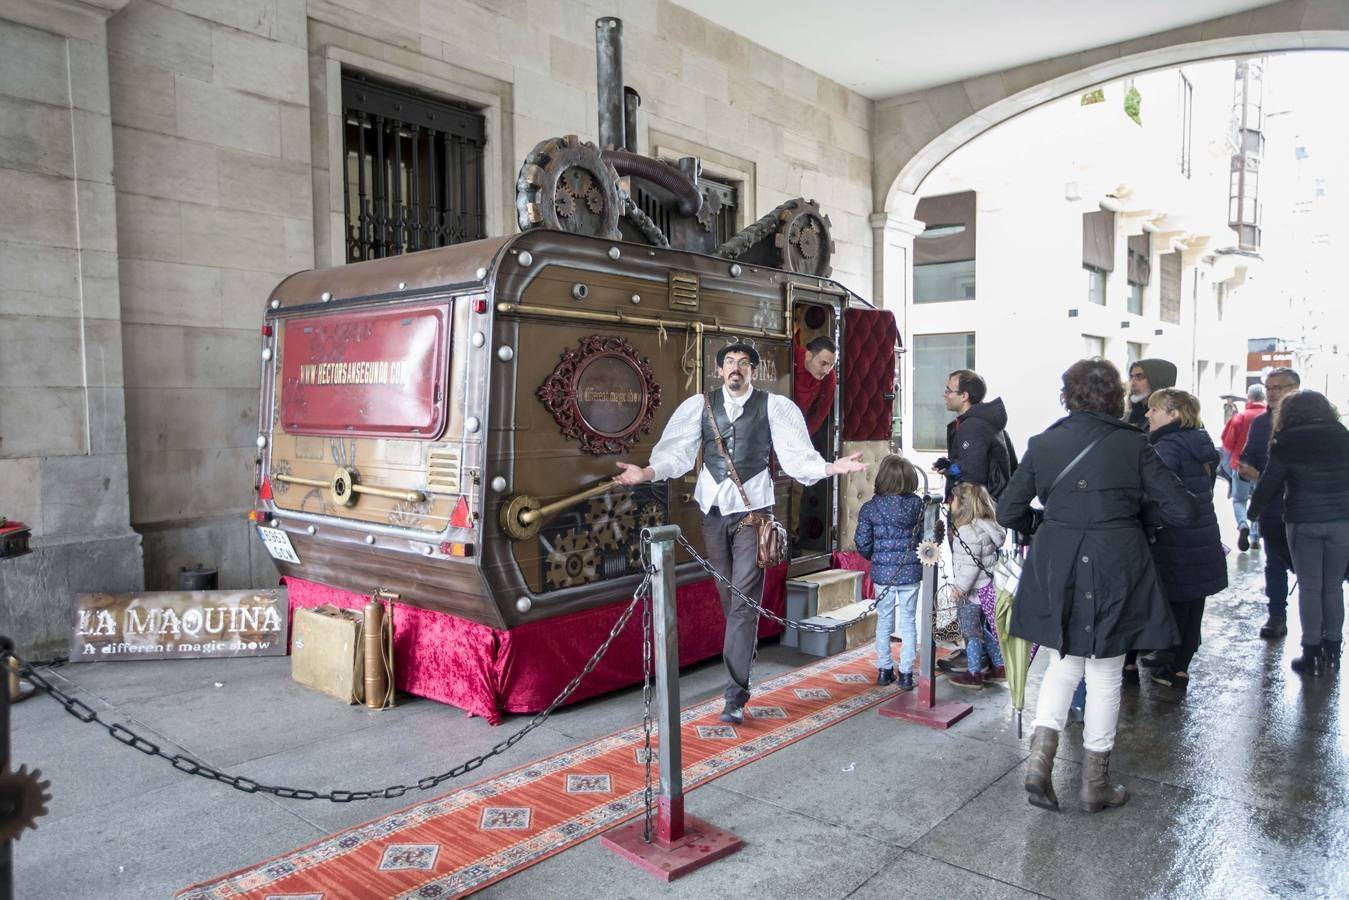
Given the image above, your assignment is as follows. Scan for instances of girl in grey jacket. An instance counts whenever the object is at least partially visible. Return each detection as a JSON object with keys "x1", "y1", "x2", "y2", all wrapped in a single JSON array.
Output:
[{"x1": 948, "y1": 482, "x2": 1008, "y2": 688}]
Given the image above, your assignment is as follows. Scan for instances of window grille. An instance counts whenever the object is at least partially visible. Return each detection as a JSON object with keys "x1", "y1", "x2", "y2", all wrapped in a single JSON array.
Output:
[{"x1": 341, "y1": 72, "x2": 486, "y2": 263}]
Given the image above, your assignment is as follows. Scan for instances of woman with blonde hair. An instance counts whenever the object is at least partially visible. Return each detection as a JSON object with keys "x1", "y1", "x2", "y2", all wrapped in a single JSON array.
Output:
[
  {"x1": 947, "y1": 482, "x2": 1006, "y2": 688},
  {"x1": 1142, "y1": 388, "x2": 1228, "y2": 688}
]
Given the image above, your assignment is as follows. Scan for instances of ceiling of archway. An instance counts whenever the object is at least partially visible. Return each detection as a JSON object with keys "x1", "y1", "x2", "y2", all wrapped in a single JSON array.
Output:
[{"x1": 671, "y1": 0, "x2": 1277, "y2": 98}]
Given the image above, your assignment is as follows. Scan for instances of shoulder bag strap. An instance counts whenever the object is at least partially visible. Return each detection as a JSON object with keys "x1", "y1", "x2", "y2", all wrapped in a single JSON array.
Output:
[
  {"x1": 1045, "y1": 428, "x2": 1111, "y2": 501},
  {"x1": 703, "y1": 393, "x2": 755, "y2": 510}
]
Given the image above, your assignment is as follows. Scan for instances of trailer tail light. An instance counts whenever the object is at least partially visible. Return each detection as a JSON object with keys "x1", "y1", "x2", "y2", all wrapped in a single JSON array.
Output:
[
  {"x1": 472, "y1": 298, "x2": 487, "y2": 314},
  {"x1": 261, "y1": 325, "x2": 273, "y2": 336},
  {"x1": 439, "y1": 541, "x2": 473, "y2": 557},
  {"x1": 450, "y1": 496, "x2": 473, "y2": 528},
  {"x1": 248, "y1": 509, "x2": 266, "y2": 523},
  {"x1": 259, "y1": 476, "x2": 273, "y2": 500}
]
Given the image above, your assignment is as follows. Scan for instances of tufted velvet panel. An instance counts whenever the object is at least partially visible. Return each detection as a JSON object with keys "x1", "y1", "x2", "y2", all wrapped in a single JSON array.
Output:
[{"x1": 842, "y1": 308, "x2": 899, "y2": 441}]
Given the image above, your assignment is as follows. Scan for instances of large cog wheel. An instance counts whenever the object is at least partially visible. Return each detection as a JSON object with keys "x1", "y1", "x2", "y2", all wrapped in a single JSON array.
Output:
[
  {"x1": 515, "y1": 135, "x2": 623, "y2": 239},
  {"x1": 585, "y1": 493, "x2": 636, "y2": 551},
  {"x1": 545, "y1": 529, "x2": 599, "y2": 590},
  {"x1": 772, "y1": 198, "x2": 835, "y2": 277},
  {"x1": 637, "y1": 501, "x2": 663, "y2": 532},
  {"x1": 0, "y1": 763, "x2": 51, "y2": 843}
]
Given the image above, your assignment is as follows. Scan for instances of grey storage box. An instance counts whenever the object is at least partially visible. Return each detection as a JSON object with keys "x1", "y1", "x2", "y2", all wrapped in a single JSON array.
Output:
[
  {"x1": 796, "y1": 616, "x2": 847, "y2": 657},
  {"x1": 783, "y1": 570, "x2": 863, "y2": 648}
]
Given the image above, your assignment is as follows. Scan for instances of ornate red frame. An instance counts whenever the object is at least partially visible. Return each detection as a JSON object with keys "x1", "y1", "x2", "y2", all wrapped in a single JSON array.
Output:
[{"x1": 537, "y1": 335, "x2": 662, "y2": 455}]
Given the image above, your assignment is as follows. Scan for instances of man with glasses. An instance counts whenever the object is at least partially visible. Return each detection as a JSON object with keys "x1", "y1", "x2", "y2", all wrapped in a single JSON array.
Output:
[
  {"x1": 934, "y1": 369, "x2": 1012, "y2": 501},
  {"x1": 1239, "y1": 367, "x2": 1301, "y2": 639},
  {"x1": 615, "y1": 342, "x2": 867, "y2": 724}
]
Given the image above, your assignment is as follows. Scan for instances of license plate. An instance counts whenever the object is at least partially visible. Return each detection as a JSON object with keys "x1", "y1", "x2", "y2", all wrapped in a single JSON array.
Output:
[{"x1": 257, "y1": 526, "x2": 301, "y2": 564}]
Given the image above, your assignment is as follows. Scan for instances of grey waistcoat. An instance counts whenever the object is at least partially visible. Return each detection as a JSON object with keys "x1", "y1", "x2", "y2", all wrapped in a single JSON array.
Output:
[{"x1": 702, "y1": 389, "x2": 772, "y2": 484}]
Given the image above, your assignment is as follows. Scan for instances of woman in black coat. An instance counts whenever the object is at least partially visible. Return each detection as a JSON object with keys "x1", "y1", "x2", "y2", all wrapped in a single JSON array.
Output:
[
  {"x1": 997, "y1": 358, "x2": 1195, "y2": 814},
  {"x1": 1143, "y1": 388, "x2": 1229, "y2": 688},
  {"x1": 1248, "y1": 390, "x2": 1349, "y2": 677}
]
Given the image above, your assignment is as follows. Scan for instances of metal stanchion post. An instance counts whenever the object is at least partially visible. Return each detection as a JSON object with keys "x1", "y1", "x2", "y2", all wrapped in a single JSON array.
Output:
[
  {"x1": 602, "y1": 525, "x2": 744, "y2": 881},
  {"x1": 877, "y1": 495, "x2": 973, "y2": 729}
]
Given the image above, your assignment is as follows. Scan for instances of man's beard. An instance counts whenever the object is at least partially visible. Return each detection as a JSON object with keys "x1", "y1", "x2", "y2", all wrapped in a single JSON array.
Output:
[{"x1": 1129, "y1": 392, "x2": 1148, "y2": 404}]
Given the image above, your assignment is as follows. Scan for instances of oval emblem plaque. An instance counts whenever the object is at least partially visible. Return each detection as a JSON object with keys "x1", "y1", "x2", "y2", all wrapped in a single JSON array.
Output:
[{"x1": 537, "y1": 335, "x2": 662, "y2": 455}]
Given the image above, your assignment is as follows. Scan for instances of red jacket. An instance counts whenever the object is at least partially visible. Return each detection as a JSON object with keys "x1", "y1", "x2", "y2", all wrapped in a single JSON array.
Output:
[
  {"x1": 1221, "y1": 402, "x2": 1266, "y2": 458},
  {"x1": 793, "y1": 342, "x2": 836, "y2": 435}
]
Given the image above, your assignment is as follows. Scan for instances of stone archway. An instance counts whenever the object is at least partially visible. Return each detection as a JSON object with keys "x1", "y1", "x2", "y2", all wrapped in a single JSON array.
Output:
[{"x1": 869, "y1": 0, "x2": 1349, "y2": 309}]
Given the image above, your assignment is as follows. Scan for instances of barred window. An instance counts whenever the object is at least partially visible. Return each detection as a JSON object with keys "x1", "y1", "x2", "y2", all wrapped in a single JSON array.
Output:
[{"x1": 342, "y1": 72, "x2": 486, "y2": 262}]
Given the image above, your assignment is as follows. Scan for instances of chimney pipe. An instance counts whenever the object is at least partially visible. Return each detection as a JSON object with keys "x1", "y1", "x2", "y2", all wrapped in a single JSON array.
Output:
[
  {"x1": 623, "y1": 86, "x2": 641, "y2": 154},
  {"x1": 595, "y1": 18, "x2": 625, "y2": 150}
]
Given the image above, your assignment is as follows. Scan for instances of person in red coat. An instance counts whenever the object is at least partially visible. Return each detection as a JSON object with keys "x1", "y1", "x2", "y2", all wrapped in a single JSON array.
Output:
[
  {"x1": 1220, "y1": 383, "x2": 1267, "y2": 550},
  {"x1": 793, "y1": 335, "x2": 837, "y2": 437}
]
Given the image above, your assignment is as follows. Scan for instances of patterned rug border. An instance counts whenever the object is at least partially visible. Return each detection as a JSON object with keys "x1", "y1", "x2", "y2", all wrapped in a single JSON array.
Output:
[{"x1": 179, "y1": 644, "x2": 889, "y2": 899}]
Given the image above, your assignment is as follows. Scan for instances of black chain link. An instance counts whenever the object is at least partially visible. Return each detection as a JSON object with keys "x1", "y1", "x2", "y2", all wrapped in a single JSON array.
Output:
[
  {"x1": 674, "y1": 534, "x2": 878, "y2": 632},
  {"x1": 7, "y1": 580, "x2": 649, "y2": 803},
  {"x1": 638, "y1": 530, "x2": 656, "y2": 843}
]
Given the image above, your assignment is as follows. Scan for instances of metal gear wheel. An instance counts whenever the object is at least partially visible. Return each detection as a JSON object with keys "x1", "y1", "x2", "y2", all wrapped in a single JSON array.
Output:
[
  {"x1": 637, "y1": 501, "x2": 663, "y2": 532},
  {"x1": 515, "y1": 135, "x2": 623, "y2": 239},
  {"x1": 585, "y1": 493, "x2": 636, "y2": 551},
  {"x1": 545, "y1": 529, "x2": 599, "y2": 590},
  {"x1": 772, "y1": 198, "x2": 835, "y2": 277},
  {"x1": 0, "y1": 763, "x2": 52, "y2": 843}
]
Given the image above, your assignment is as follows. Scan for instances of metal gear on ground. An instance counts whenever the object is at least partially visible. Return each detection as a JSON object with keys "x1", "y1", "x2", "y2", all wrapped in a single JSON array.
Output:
[{"x1": 0, "y1": 763, "x2": 52, "y2": 843}]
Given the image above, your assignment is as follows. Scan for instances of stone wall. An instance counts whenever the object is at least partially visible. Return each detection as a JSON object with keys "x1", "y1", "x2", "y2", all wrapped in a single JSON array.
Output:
[
  {"x1": 0, "y1": 0, "x2": 142, "y2": 658},
  {"x1": 2, "y1": 0, "x2": 875, "y2": 621}
]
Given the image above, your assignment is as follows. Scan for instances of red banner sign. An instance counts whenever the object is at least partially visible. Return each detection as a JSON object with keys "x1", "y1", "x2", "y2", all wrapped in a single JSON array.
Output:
[
  {"x1": 1246, "y1": 350, "x2": 1294, "y2": 372},
  {"x1": 279, "y1": 304, "x2": 448, "y2": 438}
]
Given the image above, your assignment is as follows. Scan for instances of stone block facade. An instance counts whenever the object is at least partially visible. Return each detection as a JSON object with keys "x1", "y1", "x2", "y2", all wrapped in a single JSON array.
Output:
[{"x1": 1, "y1": 0, "x2": 874, "y2": 653}]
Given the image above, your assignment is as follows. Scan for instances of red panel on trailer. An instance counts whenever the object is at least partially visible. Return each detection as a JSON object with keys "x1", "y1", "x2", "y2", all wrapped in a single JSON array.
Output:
[{"x1": 279, "y1": 303, "x2": 449, "y2": 439}]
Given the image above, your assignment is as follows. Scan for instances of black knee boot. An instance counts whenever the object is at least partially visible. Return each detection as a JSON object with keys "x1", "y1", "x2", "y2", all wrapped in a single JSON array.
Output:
[
  {"x1": 1291, "y1": 643, "x2": 1324, "y2": 677},
  {"x1": 1322, "y1": 640, "x2": 1341, "y2": 673}
]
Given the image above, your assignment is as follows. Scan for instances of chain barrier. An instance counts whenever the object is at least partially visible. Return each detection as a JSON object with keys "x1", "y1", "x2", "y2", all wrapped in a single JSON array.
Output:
[
  {"x1": 7, "y1": 577, "x2": 651, "y2": 803},
  {"x1": 637, "y1": 531, "x2": 656, "y2": 843},
  {"x1": 673, "y1": 534, "x2": 878, "y2": 633}
]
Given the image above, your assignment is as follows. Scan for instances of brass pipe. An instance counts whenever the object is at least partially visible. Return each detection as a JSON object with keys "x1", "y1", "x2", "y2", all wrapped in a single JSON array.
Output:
[
  {"x1": 274, "y1": 473, "x2": 327, "y2": 489},
  {"x1": 496, "y1": 302, "x2": 789, "y2": 340},
  {"x1": 351, "y1": 483, "x2": 424, "y2": 503},
  {"x1": 519, "y1": 479, "x2": 619, "y2": 524}
]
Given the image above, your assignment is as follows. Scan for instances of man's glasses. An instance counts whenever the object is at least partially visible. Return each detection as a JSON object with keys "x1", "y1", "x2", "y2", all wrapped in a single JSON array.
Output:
[{"x1": 723, "y1": 359, "x2": 753, "y2": 370}]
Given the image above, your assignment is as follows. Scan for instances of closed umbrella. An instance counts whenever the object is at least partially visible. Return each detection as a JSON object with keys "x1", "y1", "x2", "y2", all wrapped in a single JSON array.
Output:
[{"x1": 993, "y1": 551, "x2": 1034, "y2": 738}]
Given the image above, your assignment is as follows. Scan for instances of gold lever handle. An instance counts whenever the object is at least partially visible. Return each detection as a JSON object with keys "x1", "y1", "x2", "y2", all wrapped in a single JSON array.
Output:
[
  {"x1": 274, "y1": 470, "x2": 424, "y2": 507},
  {"x1": 499, "y1": 479, "x2": 619, "y2": 541}
]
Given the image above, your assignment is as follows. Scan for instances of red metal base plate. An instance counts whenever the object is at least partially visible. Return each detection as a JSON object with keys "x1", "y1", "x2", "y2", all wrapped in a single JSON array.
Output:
[
  {"x1": 601, "y1": 814, "x2": 745, "y2": 881},
  {"x1": 877, "y1": 690, "x2": 974, "y2": 729}
]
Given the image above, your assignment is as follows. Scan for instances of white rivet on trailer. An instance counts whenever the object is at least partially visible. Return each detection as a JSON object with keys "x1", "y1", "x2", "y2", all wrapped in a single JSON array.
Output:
[
  {"x1": 471, "y1": 332, "x2": 485, "y2": 348},
  {"x1": 516, "y1": 596, "x2": 532, "y2": 613},
  {"x1": 729, "y1": 263, "x2": 742, "y2": 277},
  {"x1": 398, "y1": 281, "x2": 408, "y2": 290},
  {"x1": 490, "y1": 476, "x2": 507, "y2": 492},
  {"x1": 608, "y1": 246, "x2": 621, "y2": 260},
  {"x1": 269, "y1": 519, "x2": 279, "y2": 528},
  {"x1": 261, "y1": 347, "x2": 272, "y2": 361},
  {"x1": 518, "y1": 251, "x2": 533, "y2": 266},
  {"x1": 475, "y1": 267, "x2": 487, "y2": 279},
  {"x1": 306, "y1": 525, "x2": 316, "y2": 535},
  {"x1": 365, "y1": 534, "x2": 376, "y2": 545},
  {"x1": 256, "y1": 434, "x2": 267, "y2": 448},
  {"x1": 465, "y1": 416, "x2": 481, "y2": 433},
  {"x1": 320, "y1": 291, "x2": 332, "y2": 302},
  {"x1": 631, "y1": 294, "x2": 641, "y2": 304},
  {"x1": 269, "y1": 298, "x2": 280, "y2": 309},
  {"x1": 421, "y1": 544, "x2": 434, "y2": 555},
  {"x1": 497, "y1": 346, "x2": 514, "y2": 361}
]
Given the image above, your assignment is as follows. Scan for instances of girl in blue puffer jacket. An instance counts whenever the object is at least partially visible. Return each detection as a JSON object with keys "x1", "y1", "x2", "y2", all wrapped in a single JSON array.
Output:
[{"x1": 855, "y1": 455, "x2": 925, "y2": 689}]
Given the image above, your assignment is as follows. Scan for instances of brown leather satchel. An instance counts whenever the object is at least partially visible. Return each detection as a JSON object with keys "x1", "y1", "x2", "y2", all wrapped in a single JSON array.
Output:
[{"x1": 703, "y1": 394, "x2": 789, "y2": 568}]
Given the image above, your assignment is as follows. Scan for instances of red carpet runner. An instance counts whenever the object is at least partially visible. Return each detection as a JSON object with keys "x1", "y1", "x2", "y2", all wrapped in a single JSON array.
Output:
[{"x1": 179, "y1": 644, "x2": 893, "y2": 899}]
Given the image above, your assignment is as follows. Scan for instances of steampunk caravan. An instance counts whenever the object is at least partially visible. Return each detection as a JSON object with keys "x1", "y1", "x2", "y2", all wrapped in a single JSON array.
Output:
[{"x1": 252, "y1": 19, "x2": 899, "y2": 631}]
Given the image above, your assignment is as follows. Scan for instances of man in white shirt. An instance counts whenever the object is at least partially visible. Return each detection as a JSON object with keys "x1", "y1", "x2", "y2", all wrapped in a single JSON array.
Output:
[{"x1": 616, "y1": 342, "x2": 867, "y2": 724}]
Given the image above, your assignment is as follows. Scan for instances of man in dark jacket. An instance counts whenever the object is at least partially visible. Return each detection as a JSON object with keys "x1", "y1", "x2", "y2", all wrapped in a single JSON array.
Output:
[
  {"x1": 1126, "y1": 358, "x2": 1178, "y2": 431},
  {"x1": 935, "y1": 369, "x2": 1011, "y2": 500},
  {"x1": 1239, "y1": 367, "x2": 1301, "y2": 639}
]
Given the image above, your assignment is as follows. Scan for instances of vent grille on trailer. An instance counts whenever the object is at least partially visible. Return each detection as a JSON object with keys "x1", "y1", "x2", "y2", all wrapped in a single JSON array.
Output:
[{"x1": 426, "y1": 448, "x2": 462, "y2": 494}]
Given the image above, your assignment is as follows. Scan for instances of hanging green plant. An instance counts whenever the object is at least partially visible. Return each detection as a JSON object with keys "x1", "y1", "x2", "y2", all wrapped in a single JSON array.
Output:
[
  {"x1": 1081, "y1": 88, "x2": 1105, "y2": 106},
  {"x1": 1124, "y1": 85, "x2": 1142, "y2": 125}
]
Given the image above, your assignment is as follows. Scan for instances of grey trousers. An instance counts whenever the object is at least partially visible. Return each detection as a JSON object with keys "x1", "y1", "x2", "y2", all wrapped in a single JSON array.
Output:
[
  {"x1": 702, "y1": 507, "x2": 767, "y2": 706},
  {"x1": 1286, "y1": 520, "x2": 1349, "y2": 647}
]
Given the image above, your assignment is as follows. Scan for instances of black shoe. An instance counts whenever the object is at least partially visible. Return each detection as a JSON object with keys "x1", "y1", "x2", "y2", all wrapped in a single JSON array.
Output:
[
  {"x1": 897, "y1": 672, "x2": 915, "y2": 691},
  {"x1": 1291, "y1": 645, "x2": 1324, "y2": 677},
  {"x1": 1139, "y1": 652, "x2": 1171, "y2": 669},
  {"x1": 1122, "y1": 664, "x2": 1140, "y2": 685},
  {"x1": 877, "y1": 667, "x2": 897, "y2": 686},
  {"x1": 1066, "y1": 705, "x2": 1085, "y2": 727},
  {"x1": 1237, "y1": 526, "x2": 1250, "y2": 552},
  {"x1": 937, "y1": 649, "x2": 968, "y2": 673},
  {"x1": 719, "y1": 702, "x2": 744, "y2": 724},
  {"x1": 1259, "y1": 617, "x2": 1288, "y2": 639},
  {"x1": 1323, "y1": 641, "x2": 1341, "y2": 672},
  {"x1": 1150, "y1": 668, "x2": 1189, "y2": 688}
]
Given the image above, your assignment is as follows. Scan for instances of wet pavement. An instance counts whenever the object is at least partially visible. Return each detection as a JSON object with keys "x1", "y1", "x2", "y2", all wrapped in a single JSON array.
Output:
[{"x1": 9, "y1": 531, "x2": 1348, "y2": 899}]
